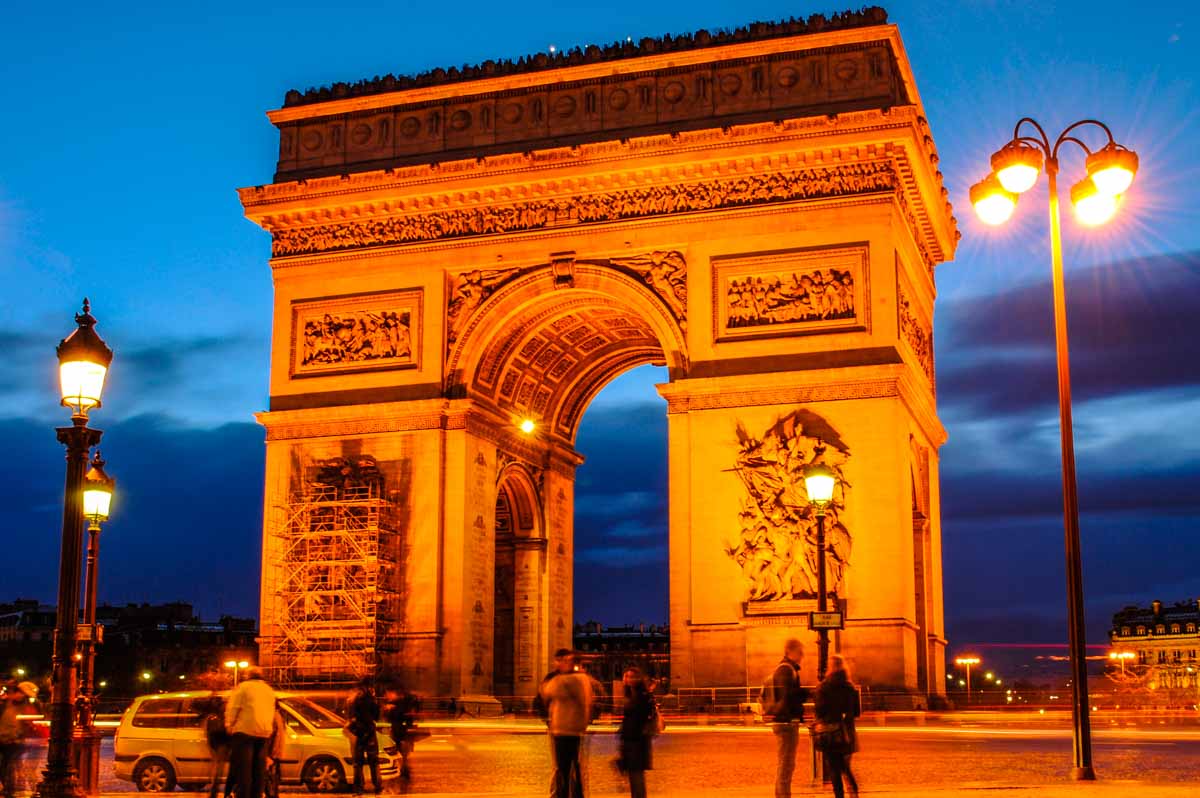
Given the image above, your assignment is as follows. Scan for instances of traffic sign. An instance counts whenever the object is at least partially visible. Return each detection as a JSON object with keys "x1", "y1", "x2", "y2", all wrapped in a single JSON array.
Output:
[{"x1": 809, "y1": 611, "x2": 844, "y2": 630}]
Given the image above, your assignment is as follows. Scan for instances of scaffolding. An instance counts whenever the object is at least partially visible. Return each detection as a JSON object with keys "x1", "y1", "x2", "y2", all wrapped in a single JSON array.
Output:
[{"x1": 263, "y1": 478, "x2": 403, "y2": 688}]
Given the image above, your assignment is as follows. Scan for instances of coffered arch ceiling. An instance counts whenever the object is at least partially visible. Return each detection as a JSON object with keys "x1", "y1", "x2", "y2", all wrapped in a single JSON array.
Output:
[{"x1": 471, "y1": 293, "x2": 666, "y2": 443}]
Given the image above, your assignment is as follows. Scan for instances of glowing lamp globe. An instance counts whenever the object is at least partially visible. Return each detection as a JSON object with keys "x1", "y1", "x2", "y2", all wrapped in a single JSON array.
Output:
[
  {"x1": 990, "y1": 141, "x2": 1043, "y2": 194},
  {"x1": 970, "y1": 175, "x2": 1017, "y2": 226},
  {"x1": 82, "y1": 451, "x2": 115, "y2": 524},
  {"x1": 804, "y1": 462, "x2": 836, "y2": 505},
  {"x1": 57, "y1": 299, "x2": 113, "y2": 414},
  {"x1": 1086, "y1": 144, "x2": 1138, "y2": 197},
  {"x1": 1071, "y1": 177, "x2": 1119, "y2": 226}
]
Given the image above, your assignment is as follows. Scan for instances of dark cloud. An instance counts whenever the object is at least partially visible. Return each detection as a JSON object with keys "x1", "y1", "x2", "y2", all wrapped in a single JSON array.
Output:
[
  {"x1": 573, "y1": 402, "x2": 669, "y2": 625},
  {"x1": 0, "y1": 415, "x2": 264, "y2": 619},
  {"x1": 937, "y1": 250, "x2": 1200, "y2": 417}
]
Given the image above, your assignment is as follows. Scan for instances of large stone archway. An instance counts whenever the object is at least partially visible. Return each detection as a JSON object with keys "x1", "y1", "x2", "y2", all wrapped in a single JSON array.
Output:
[{"x1": 242, "y1": 12, "x2": 958, "y2": 699}]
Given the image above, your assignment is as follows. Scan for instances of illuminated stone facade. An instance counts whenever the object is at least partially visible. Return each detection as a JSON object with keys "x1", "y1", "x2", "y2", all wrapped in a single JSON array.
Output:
[{"x1": 240, "y1": 13, "x2": 956, "y2": 699}]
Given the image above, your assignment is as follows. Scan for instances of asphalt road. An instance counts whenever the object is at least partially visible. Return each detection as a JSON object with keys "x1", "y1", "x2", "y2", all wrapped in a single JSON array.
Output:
[{"x1": 35, "y1": 720, "x2": 1195, "y2": 795}]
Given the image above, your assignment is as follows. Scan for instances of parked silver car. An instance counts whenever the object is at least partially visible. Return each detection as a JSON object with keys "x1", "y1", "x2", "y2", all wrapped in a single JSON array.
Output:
[{"x1": 113, "y1": 690, "x2": 398, "y2": 792}]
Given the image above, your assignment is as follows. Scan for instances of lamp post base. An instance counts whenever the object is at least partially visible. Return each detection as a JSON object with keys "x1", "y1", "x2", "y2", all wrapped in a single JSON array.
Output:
[
  {"x1": 73, "y1": 727, "x2": 104, "y2": 796},
  {"x1": 1071, "y1": 766, "x2": 1097, "y2": 781},
  {"x1": 33, "y1": 766, "x2": 84, "y2": 798}
]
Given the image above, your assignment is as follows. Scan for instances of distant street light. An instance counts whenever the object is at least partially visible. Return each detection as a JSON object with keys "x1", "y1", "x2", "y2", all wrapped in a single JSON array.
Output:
[
  {"x1": 804, "y1": 457, "x2": 837, "y2": 681},
  {"x1": 971, "y1": 118, "x2": 1137, "y2": 782},
  {"x1": 955, "y1": 656, "x2": 981, "y2": 706},
  {"x1": 37, "y1": 299, "x2": 112, "y2": 798},
  {"x1": 1109, "y1": 650, "x2": 1135, "y2": 676},
  {"x1": 224, "y1": 660, "x2": 251, "y2": 686}
]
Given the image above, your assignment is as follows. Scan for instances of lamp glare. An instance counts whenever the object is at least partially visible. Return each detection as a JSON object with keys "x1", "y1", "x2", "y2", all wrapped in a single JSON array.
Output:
[
  {"x1": 970, "y1": 175, "x2": 1017, "y2": 226},
  {"x1": 1086, "y1": 145, "x2": 1138, "y2": 197},
  {"x1": 519, "y1": 418, "x2": 536, "y2": 434},
  {"x1": 990, "y1": 141, "x2": 1043, "y2": 194},
  {"x1": 804, "y1": 463, "x2": 836, "y2": 504},
  {"x1": 1071, "y1": 178, "x2": 1119, "y2": 226},
  {"x1": 996, "y1": 163, "x2": 1039, "y2": 194}
]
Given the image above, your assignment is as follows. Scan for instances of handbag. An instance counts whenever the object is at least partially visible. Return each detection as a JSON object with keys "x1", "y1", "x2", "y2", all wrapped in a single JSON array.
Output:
[
  {"x1": 642, "y1": 699, "x2": 666, "y2": 738},
  {"x1": 812, "y1": 717, "x2": 851, "y2": 754}
]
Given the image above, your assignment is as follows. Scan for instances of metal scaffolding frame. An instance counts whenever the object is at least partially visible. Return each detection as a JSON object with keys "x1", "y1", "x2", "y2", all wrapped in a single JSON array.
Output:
[{"x1": 263, "y1": 481, "x2": 403, "y2": 687}]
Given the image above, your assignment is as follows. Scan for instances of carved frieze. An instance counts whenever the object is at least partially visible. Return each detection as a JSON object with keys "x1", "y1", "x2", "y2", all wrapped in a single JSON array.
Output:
[
  {"x1": 898, "y1": 284, "x2": 934, "y2": 384},
  {"x1": 290, "y1": 289, "x2": 421, "y2": 377},
  {"x1": 271, "y1": 161, "x2": 897, "y2": 257},
  {"x1": 725, "y1": 409, "x2": 852, "y2": 603},
  {"x1": 713, "y1": 244, "x2": 868, "y2": 341}
]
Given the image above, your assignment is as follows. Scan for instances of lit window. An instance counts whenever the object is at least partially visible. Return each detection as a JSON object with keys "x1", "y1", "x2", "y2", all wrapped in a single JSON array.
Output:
[
  {"x1": 1137, "y1": 626, "x2": 1146, "y2": 635},
  {"x1": 1172, "y1": 624, "x2": 1181, "y2": 634},
  {"x1": 1156, "y1": 625, "x2": 1166, "y2": 635},
  {"x1": 1188, "y1": 624, "x2": 1196, "y2": 633}
]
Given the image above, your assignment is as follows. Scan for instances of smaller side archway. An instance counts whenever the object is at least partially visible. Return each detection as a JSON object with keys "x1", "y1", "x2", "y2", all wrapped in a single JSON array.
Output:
[{"x1": 493, "y1": 463, "x2": 548, "y2": 699}]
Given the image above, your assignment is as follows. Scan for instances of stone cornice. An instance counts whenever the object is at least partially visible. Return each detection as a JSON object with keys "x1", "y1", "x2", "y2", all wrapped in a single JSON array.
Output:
[
  {"x1": 241, "y1": 109, "x2": 957, "y2": 267},
  {"x1": 256, "y1": 399, "x2": 450, "y2": 441}
]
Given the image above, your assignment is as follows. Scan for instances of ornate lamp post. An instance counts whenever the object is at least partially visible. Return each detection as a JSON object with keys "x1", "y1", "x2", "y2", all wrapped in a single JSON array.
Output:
[
  {"x1": 74, "y1": 452, "x2": 114, "y2": 795},
  {"x1": 804, "y1": 460, "x2": 837, "y2": 681},
  {"x1": 971, "y1": 118, "x2": 1138, "y2": 781},
  {"x1": 36, "y1": 300, "x2": 112, "y2": 798}
]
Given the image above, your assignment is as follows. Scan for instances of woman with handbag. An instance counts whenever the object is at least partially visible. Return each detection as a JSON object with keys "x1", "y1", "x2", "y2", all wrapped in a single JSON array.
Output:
[
  {"x1": 617, "y1": 668, "x2": 657, "y2": 798},
  {"x1": 813, "y1": 655, "x2": 860, "y2": 798}
]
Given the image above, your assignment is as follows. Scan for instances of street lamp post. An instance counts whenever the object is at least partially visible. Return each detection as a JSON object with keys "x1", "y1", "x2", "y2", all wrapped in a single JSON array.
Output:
[
  {"x1": 1108, "y1": 650, "x2": 1135, "y2": 676},
  {"x1": 224, "y1": 660, "x2": 250, "y2": 687},
  {"x1": 971, "y1": 118, "x2": 1137, "y2": 782},
  {"x1": 804, "y1": 459, "x2": 837, "y2": 681},
  {"x1": 75, "y1": 452, "x2": 114, "y2": 796},
  {"x1": 955, "y1": 656, "x2": 980, "y2": 706},
  {"x1": 36, "y1": 300, "x2": 113, "y2": 798}
]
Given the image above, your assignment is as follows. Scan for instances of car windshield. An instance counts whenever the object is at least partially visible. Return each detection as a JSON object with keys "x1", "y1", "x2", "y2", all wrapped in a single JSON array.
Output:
[{"x1": 280, "y1": 697, "x2": 344, "y2": 729}]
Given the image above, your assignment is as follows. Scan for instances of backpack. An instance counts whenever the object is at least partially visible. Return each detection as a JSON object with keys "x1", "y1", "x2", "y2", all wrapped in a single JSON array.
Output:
[{"x1": 758, "y1": 663, "x2": 792, "y2": 713}]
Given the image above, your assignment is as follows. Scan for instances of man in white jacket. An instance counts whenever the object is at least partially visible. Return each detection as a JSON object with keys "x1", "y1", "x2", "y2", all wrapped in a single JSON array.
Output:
[
  {"x1": 225, "y1": 668, "x2": 276, "y2": 798},
  {"x1": 539, "y1": 649, "x2": 595, "y2": 798}
]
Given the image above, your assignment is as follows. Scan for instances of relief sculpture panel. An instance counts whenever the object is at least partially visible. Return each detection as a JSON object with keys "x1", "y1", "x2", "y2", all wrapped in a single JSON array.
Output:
[
  {"x1": 725, "y1": 409, "x2": 851, "y2": 603},
  {"x1": 291, "y1": 289, "x2": 420, "y2": 377},
  {"x1": 713, "y1": 244, "x2": 868, "y2": 341}
]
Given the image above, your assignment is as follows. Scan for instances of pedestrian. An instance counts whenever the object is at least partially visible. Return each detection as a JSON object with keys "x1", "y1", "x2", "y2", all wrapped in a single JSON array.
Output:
[
  {"x1": 763, "y1": 638, "x2": 809, "y2": 798},
  {"x1": 264, "y1": 708, "x2": 287, "y2": 798},
  {"x1": 0, "y1": 681, "x2": 37, "y2": 798},
  {"x1": 348, "y1": 678, "x2": 382, "y2": 794},
  {"x1": 383, "y1": 685, "x2": 419, "y2": 779},
  {"x1": 617, "y1": 668, "x2": 656, "y2": 798},
  {"x1": 814, "y1": 655, "x2": 860, "y2": 798},
  {"x1": 224, "y1": 667, "x2": 276, "y2": 798},
  {"x1": 538, "y1": 648, "x2": 595, "y2": 798},
  {"x1": 201, "y1": 697, "x2": 233, "y2": 798}
]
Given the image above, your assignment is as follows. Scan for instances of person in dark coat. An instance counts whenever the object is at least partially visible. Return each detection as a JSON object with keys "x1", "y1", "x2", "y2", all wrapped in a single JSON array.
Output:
[
  {"x1": 765, "y1": 639, "x2": 809, "y2": 798},
  {"x1": 348, "y1": 679, "x2": 382, "y2": 794},
  {"x1": 383, "y1": 685, "x2": 419, "y2": 779},
  {"x1": 200, "y1": 697, "x2": 233, "y2": 798},
  {"x1": 814, "y1": 655, "x2": 861, "y2": 798},
  {"x1": 618, "y1": 668, "x2": 654, "y2": 798}
]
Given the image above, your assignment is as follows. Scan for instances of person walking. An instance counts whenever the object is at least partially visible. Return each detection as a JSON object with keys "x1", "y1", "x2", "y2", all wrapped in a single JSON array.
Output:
[
  {"x1": 348, "y1": 678, "x2": 382, "y2": 794},
  {"x1": 384, "y1": 685, "x2": 419, "y2": 780},
  {"x1": 201, "y1": 697, "x2": 233, "y2": 798},
  {"x1": 224, "y1": 667, "x2": 276, "y2": 798},
  {"x1": 0, "y1": 682, "x2": 37, "y2": 798},
  {"x1": 617, "y1": 668, "x2": 655, "y2": 798},
  {"x1": 538, "y1": 648, "x2": 594, "y2": 798},
  {"x1": 764, "y1": 638, "x2": 809, "y2": 798},
  {"x1": 814, "y1": 655, "x2": 861, "y2": 798}
]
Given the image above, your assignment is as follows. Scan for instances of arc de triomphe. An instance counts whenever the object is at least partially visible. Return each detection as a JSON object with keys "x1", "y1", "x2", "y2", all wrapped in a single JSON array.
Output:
[{"x1": 239, "y1": 10, "x2": 957, "y2": 700}]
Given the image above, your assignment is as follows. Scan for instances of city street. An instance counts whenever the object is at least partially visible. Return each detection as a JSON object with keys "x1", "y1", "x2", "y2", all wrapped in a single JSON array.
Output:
[{"x1": 55, "y1": 717, "x2": 1199, "y2": 795}]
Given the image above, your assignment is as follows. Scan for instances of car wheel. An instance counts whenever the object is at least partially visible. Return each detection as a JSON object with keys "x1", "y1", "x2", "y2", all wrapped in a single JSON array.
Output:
[
  {"x1": 303, "y1": 757, "x2": 345, "y2": 793},
  {"x1": 133, "y1": 758, "x2": 177, "y2": 792}
]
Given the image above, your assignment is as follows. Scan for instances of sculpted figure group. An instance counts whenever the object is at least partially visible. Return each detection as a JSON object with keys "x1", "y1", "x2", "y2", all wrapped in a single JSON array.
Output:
[
  {"x1": 726, "y1": 410, "x2": 852, "y2": 602},
  {"x1": 727, "y1": 268, "x2": 854, "y2": 328},
  {"x1": 301, "y1": 310, "x2": 412, "y2": 367}
]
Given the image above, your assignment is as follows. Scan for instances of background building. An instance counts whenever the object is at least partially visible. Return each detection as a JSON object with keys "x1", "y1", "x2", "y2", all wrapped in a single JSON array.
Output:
[
  {"x1": 1110, "y1": 599, "x2": 1200, "y2": 704},
  {"x1": 574, "y1": 622, "x2": 670, "y2": 687}
]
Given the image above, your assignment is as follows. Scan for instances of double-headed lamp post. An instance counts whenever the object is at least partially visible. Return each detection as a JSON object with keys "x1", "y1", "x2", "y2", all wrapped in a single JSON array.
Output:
[
  {"x1": 1108, "y1": 650, "x2": 1135, "y2": 676},
  {"x1": 954, "y1": 656, "x2": 981, "y2": 706},
  {"x1": 224, "y1": 660, "x2": 250, "y2": 687},
  {"x1": 37, "y1": 300, "x2": 113, "y2": 798},
  {"x1": 804, "y1": 460, "x2": 837, "y2": 681},
  {"x1": 970, "y1": 118, "x2": 1138, "y2": 782}
]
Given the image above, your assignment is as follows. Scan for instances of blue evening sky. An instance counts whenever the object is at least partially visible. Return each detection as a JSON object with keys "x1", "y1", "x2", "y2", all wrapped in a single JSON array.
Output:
[{"x1": 2, "y1": 2, "x2": 1198, "y2": 659}]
